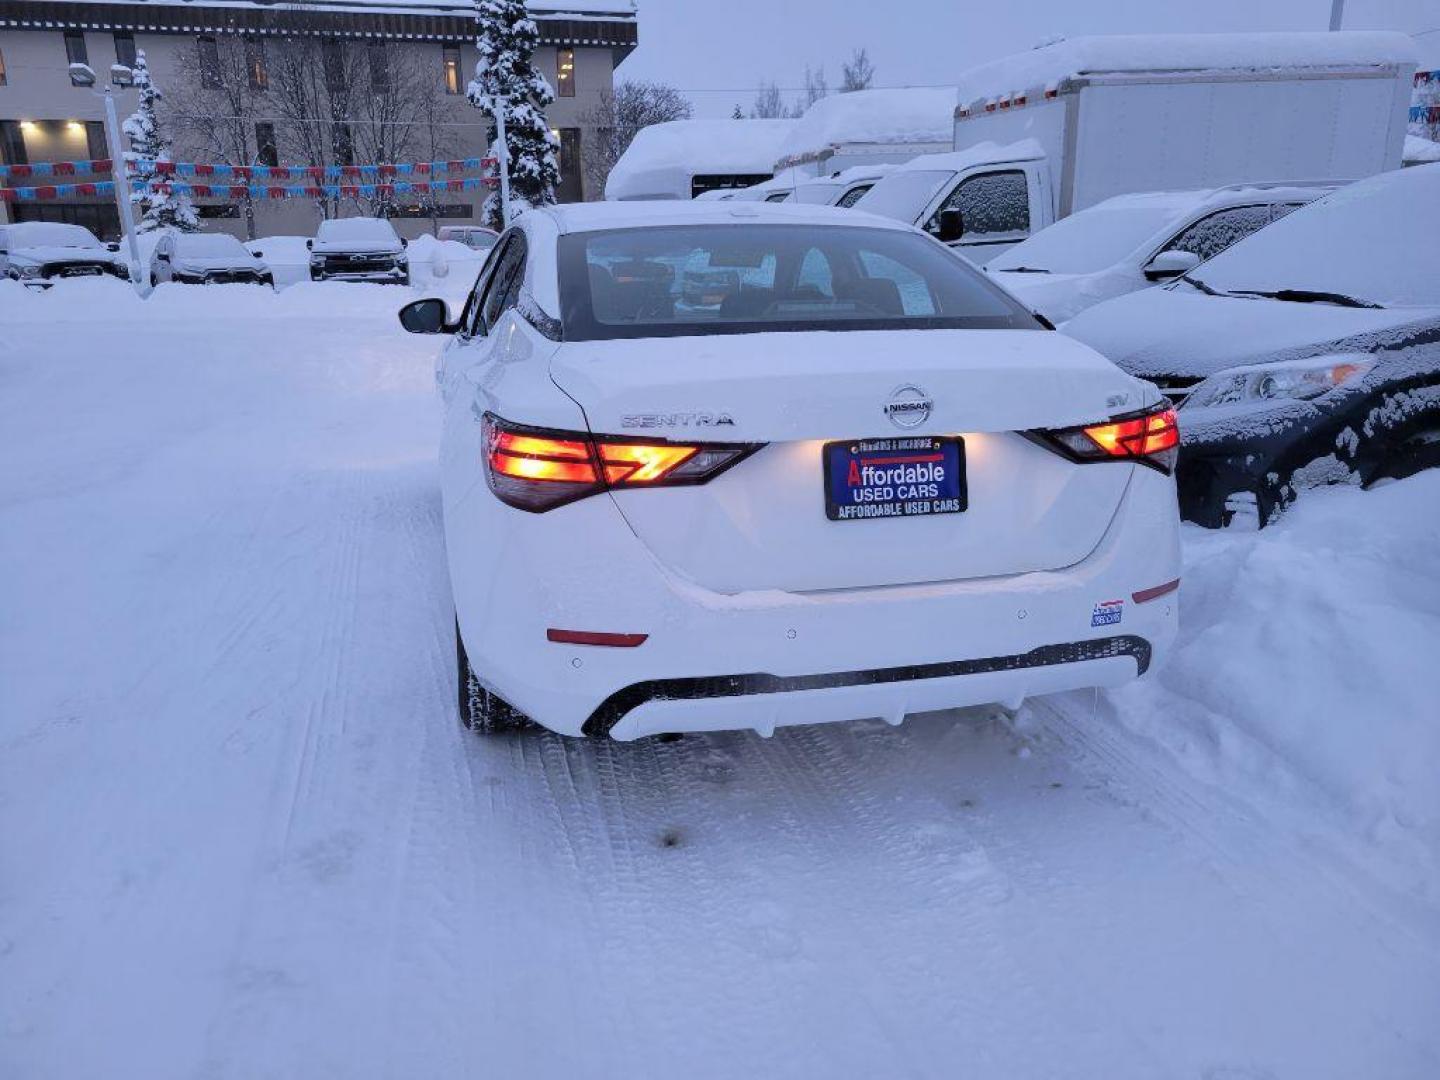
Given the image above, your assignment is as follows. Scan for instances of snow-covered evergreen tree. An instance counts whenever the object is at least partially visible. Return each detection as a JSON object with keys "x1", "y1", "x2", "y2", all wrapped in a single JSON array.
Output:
[
  {"x1": 467, "y1": 0, "x2": 560, "y2": 228},
  {"x1": 122, "y1": 49, "x2": 199, "y2": 233}
]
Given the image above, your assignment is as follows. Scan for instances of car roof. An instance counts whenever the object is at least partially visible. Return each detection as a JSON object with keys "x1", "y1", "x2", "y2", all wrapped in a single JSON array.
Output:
[
  {"x1": 535, "y1": 199, "x2": 918, "y2": 235},
  {"x1": 1088, "y1": 183, "x2": 1334, "y2": 216}
]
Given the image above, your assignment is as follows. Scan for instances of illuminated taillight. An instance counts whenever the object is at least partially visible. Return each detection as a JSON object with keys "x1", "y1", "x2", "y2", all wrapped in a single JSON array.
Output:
[
  {"x1": 483, "y1": 413, "x2": 762, "y2": 512},
  {"x1": 1028, "y1": 405, "x2": 1181, "y2": 473}
]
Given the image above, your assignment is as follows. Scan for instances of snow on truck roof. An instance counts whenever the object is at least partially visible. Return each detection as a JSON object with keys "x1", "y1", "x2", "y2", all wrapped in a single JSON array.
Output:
[
  {"x1": 888, "y1": 139, "x2": 1048, "y2": 175},
  {"x1": 954, "y1": 31, "x2": 1418, "y2": 105},
  {"x1": 604, "y1": 119, "x2": 797, "y2": 200},
  {"x1": 774, "y1": 88, "x2": 957, "y2": 167}
]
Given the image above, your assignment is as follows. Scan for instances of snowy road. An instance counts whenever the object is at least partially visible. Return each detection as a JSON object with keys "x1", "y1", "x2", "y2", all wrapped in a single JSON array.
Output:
[{"x1": 3, "y1": 281, "x2": 1437, "y2": 1079}]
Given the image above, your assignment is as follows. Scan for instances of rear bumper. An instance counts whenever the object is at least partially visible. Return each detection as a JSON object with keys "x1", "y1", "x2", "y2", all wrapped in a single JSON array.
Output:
[
  {"x1": 448, "y1": 462, "x2": 1181, "y2": 739},
  {"x1": 586, "y1": 636, "x2": 1150, "y2": 739}
]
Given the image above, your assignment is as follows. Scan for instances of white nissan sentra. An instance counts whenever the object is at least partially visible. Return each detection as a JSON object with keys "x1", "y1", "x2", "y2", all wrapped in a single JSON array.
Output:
[{"x1": 400, "y1": 202, "x2": 1181, "y2": 740}]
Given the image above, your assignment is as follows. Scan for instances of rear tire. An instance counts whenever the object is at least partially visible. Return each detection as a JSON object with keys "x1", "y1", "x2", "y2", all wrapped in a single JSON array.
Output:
[{"x1": 455, "y1": 619, "x2": 534, "y2": 734}]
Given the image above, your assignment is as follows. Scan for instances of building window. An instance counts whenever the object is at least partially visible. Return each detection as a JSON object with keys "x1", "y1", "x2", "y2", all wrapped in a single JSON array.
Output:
[
  {"x1": 112, "y1": 32, "x2": 136, "y2": 79},
  {"x1": 555, "y1": 126, "x2": 582, "y2": 202},
  {"x1": 369, "y1": 42, "x2": 388, "y2": 93},
  {"x1": 255, "y1": 122, "x2": 277, "y2": 167},
  {"x1": 442, "y1": 45, "x2": 461, "y2": 94},
  {"x1": 322, "y1": 40, "x2": 346, "y2": 94},
  {"x1": 198, "y1": 35, "x2": 222, "y2": 88},
  {"x1": 0, "y1": 120, "x2": 27, "y2": 166},
  {"x1": 0, "y1": 45, "x2": 7, "y2": 86},
  {"x1": 85, "y1": 121, "x2": 108, "y2": 161},
  {"x1": 331, "y1": 123, "x2": 354, "y2": 166},
  {"x1": 64, "y1": 31, "x2": 89, "y2": 84},
  {"x1": 244, "y1": 36, "x2": 268, "y2": 91},
  {"x1": 556, "y1": 47, "x2": 575, "y2": 97}
]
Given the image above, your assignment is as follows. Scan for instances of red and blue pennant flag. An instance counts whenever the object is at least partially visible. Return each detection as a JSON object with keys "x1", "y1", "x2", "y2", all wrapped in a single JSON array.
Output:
[{"x1": 0, "y1": 158, "x2": 113, "y2": 180}]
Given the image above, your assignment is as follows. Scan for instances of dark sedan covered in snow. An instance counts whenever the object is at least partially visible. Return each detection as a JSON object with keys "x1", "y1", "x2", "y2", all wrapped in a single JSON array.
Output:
[
  {"x1": 1066, "y1": 165, "x2": 1440, "y2": 527},
  {"x1": 0, "y1": 222, "x2": 130, "y2": 286}
]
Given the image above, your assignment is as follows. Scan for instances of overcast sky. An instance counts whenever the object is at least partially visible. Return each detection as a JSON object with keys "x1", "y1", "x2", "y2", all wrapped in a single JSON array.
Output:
[{"x1": 618, "y1": 0, "x2": 1440, "y2": 117}]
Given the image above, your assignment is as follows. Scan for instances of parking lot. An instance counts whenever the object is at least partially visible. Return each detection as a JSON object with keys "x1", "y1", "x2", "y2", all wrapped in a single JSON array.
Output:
[{"x1": 3, "y1": 278, "x2": 1437, "y2": 1079}]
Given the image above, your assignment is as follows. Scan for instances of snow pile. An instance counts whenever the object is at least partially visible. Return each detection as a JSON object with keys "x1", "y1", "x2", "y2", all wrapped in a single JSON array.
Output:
[
  {"x1": 775, "y1": 88, "x2": 957, "y2": 168},
  {"x1": 954, "y1": 31, "x2": 1418, "y2": 106},
  {"x1": 1108, "y1": 473, "x2": 1440, "y2": 901},
  {"x1": 605, "y1": 119, "x2": 796, "y2": 200},
  {"x1": 1404, "y1": 134, "x2": 1440, "y2": 165},
  {"x1": 406, "y1": 234, "x2": 485, "y2": 284}
]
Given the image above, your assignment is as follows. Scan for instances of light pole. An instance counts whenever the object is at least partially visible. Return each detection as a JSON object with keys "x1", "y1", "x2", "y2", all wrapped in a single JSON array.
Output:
[
  {"x1": 476, "y1": 95, "x2": 512, "y2": 229},
  {"x1": 1329, "y1": 0, "x2": 1345, "y2": 31},
  {"x1": 69, "y1": 61, "x2": 145, "y2": 294}
]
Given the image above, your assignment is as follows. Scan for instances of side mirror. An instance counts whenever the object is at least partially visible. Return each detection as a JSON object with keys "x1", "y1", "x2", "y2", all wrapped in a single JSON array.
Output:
[
  {"x1": 1143, "y1": 249, "x2": 1201, "y2": 281},
  {"x1": 252, "y1": 251, "x2": 264, "y2": 259},
  {"x1": 305, "y1": 239, "x2": 313, "y2": 250},
  {"x1": 936, "y1": 207, "x2": 965, "y2": 244},
  {"x1": 398, "y1": 297, "x2": 453, "y2": 335},
  {"x1": 157, "y1": 251, "x2": 170, "y2": 262},
  {"x1": 401, "y1": 237, "x2": 409, "y2": 248},
  {"x1": 107, "y1": 242, "x2": 121, "y2": 252}
]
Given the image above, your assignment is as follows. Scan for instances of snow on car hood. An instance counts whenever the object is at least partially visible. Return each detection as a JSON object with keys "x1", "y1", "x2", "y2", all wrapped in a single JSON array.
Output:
[
  {"x1": 1063, "y1": 284, "x2": 1438, "y2": 378},
  {"x1": 8, "y1": 245, "x2": 124, "y2": 266},
  {"x1": 173, "y1": 256, "x2": 265, "y2": 273},
  {"x1": 990, "y1": 268, "x2": 1138, "y2": 325}
]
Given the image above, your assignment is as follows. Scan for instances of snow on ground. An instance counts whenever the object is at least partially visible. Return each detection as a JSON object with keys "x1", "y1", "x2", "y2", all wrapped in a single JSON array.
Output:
[{"x1": 2, "y1": 281, "x2": 1438, "y2": 1079}]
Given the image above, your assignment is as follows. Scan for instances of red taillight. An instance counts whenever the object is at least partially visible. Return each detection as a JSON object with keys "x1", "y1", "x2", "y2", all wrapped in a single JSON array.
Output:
[
  {"x1": 483, "y1": 413, "x2": 761, "y2": 512},
  {"x1": 1029, "y1": 405, "x2": 1180, "y2": 473}
]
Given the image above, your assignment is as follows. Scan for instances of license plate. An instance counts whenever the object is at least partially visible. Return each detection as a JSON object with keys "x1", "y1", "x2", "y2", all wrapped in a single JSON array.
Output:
[{"x1": 823, "y1": 436, "x2": 967, "y2": 521}]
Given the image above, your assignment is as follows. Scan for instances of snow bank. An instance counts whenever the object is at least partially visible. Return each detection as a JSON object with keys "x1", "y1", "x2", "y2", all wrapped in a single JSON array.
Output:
[
  {"x1": 1404, "y1": 134, "x2": 1440, "y2": 165},
  {"x1": 1108, "y1": 472, "x2": 1440, "y2": 902},
  {"x1": 955, "y1": 31, "x2": 1418, "y2": 105},
  {"x1": 605, "y1": 119, "x2": 796, "y2": 201},
  {"x1": 775, "y1": 88, "x2": 957, "y2": 168}
]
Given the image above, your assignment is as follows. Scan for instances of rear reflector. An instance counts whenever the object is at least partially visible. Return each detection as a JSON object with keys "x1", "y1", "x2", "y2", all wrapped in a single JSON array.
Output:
[
  {"x1": 1132, "y1": 578, "x2": 1180, "y2": 604},
  {"x1": 547, "y1": 629, "x2": 649, "y2": 647}
]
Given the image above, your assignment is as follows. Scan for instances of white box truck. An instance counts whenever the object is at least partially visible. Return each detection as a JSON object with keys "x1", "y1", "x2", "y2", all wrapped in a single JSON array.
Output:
[
  {"x1": 770, "y1": 88, "x2": 956, "y2": 178},
  {"x1": 854, "y1": 31, "x2": 1417, "y2": 262},
  {"x1": 605, "y1": 119, "x2": 796, "y2": 201}
]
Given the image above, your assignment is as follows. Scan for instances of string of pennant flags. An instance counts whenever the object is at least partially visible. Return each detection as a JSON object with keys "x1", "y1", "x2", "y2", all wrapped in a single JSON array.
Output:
[
  {"x1": 0, "y1": 159, "x2": 115, "y2": 181},
  {"x1": 1, "y1": 177, "x2": 501, "y2": 202},
  {"x1": 1411, "y1": 104, "x2": 1440, "y2": 124},
  {"x1": 1, "y1": 154, "x2": 498, "y2": 202},
  {"x1": 137, "y1": 156, "x2": 496, "y2": 180}
]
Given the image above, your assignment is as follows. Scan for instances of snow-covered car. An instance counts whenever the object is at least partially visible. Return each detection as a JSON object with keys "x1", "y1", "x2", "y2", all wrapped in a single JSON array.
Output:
[
  {"x1": 399, "y1": 201, "x2": 1182, "y2": 740},
  {"x1": 1065, "y1": 164, "x2": 1440, "y2": 528},
  {"x1": 0, "y1": 222, "x2": 130, "y2": 286},
  {"x1": 988, "y1": 183, "x2": 1333, "y2": 323},
  {"x1": 786, "y1": 164, "x2": 898, "y2": 209},
  {"x1": 437, "y1": 225, "x2": 500, "y2": 253},
  {"x1": 149, "y1": 231, "x2": 274, "y2": 287},
  {"x1": 307, "y1": 217, "x2": 409, "y2": 284}
]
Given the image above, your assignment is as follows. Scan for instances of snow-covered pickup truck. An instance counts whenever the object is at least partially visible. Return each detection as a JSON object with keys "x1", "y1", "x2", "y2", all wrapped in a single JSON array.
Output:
[
  {"x1": 1066, "y1": 165, "x2": 1440, "y2": 527},
  {"x1": 307, "y1": 217, "x2": 410, "y2": 285},
  {"x1": 0, "y1": 222, "x2": 131, "y2": 286}
]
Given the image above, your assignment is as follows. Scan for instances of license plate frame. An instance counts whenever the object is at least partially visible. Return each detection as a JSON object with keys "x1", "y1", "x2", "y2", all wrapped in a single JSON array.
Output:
[{"x1": 822, "y1": 435, "x2": 967, "y2": 522}]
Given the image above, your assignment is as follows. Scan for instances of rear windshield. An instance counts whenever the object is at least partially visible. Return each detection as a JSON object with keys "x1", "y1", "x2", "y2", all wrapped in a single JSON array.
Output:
[{"x1": 558, "y1": 224, "x2": 1041, "y2": 341}]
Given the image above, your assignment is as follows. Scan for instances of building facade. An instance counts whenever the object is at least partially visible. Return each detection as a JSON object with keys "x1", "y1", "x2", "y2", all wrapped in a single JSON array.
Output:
[{"x1": 0, "y1": 0, "x2": 637, "y2": 238}]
